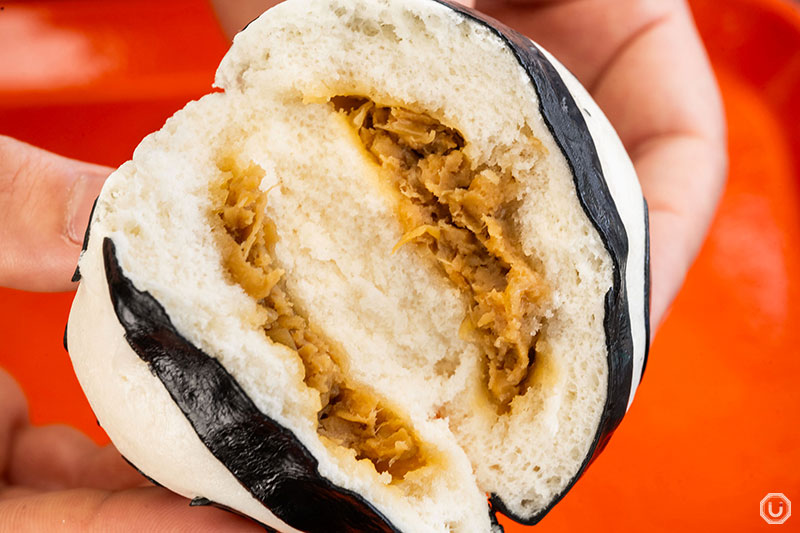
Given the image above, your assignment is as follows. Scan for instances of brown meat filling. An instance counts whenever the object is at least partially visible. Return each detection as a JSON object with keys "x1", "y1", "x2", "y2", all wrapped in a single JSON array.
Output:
[
  {"x1": 333, "y1": 97, "x2": 547, "y2": 410},
  {"x1": 211, "y1": 156, "x2": 425, "y2": 480}
]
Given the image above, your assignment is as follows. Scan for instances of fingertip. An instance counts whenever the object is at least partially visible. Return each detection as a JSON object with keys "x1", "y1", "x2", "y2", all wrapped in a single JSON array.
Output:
[
  {"x1": 97, "y1": 488, "x2": 267, "y2": 533},
  {"x1": 0, "y1": 138, "x2": 111, "y2": 292},
  {"x1": 6, "y1": 425, "x2": 142, "y2": 492},
  {"x1": 64, "y1": 172, "x2": 106, "y2": 247},
  {"x1": 112, "y1": 487, "x2": 270, "y2": 533}
]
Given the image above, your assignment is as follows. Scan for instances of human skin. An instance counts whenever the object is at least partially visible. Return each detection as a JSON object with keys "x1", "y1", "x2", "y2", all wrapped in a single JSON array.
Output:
[{"x1": 0, "y1": 0, "x2": 725, "y2": 530}]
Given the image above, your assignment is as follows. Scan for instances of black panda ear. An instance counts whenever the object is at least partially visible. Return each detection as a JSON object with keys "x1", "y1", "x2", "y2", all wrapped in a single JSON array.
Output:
[{"x1": 102, "y1": 237, "x2": 400, "y2": 533}]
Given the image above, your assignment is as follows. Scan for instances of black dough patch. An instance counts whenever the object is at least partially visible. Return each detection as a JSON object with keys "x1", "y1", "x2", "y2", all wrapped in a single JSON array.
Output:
[
  {"x1": 641, "y1": 198, "x2": 651, "y2": 378},
  {"x1": 434, "y1": 0, "x2": 647, "y2": 525},
  {"x1": 71, "y1": 196, "x2": 99, "y2": 283},
  {"x1": 103, "y1": 238, "x2": 399, "y2": 533},
  {"x1": 63, "y1": 322, "x2": 69, "y2": 352}
]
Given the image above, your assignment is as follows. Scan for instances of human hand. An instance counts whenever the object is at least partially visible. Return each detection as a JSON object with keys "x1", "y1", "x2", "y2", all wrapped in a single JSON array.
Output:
[
  {"x1": 0, "y1": 136, "x2": 107, "y2": 292},
  {"x1": 476, "y1": 0, "x2": 727, "y2": 332},
  {"x1": 0, "y1": 136, "x2": 263, "y2": 531}
]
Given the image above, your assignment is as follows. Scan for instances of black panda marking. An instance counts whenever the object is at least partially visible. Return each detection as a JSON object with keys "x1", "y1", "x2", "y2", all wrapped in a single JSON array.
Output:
[
  {"x1": 103, "y1": 238, "x2": 399, "y2": 533},
  {"x1": 433, "y1": 0, "x2": 646, "y2": 525}
]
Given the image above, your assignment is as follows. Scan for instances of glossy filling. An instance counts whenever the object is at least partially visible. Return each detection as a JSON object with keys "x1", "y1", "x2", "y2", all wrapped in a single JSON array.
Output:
[
  {"x1": 211, "y1": 156, "x2": 425, "y2": 480},
  {"x1": 333, "y1": 97, "x2": 547, "y2": 410}
]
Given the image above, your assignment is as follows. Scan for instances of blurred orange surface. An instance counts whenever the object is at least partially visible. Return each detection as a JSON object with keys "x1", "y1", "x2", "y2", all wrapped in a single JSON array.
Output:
[{"x1": 0, "y1": 0, "x2": 798, "y2": 531}]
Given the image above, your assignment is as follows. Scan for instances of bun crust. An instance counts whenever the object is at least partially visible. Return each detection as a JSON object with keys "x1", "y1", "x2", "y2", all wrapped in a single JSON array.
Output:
[{"x1": 67, "y1": 0, "x2": 649, "y2": 531}]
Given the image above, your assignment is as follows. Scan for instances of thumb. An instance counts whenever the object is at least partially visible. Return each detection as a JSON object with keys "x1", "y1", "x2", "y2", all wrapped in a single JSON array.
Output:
[{"x1": 0, "y1": 136, "x2": 110, "y2": 292}]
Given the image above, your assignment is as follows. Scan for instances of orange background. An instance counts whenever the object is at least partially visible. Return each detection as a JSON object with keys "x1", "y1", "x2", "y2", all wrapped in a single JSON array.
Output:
[{"x1": 1, "y1": 0, "x2": 798, "y2": 531}]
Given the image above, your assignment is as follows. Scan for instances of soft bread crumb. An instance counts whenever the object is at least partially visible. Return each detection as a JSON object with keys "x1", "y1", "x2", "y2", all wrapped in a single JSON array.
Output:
[
  {"x1": 333, "y1": 97, "x2": 548, "y2": 410},
  {"x1": 68, "y1": 0, "x2": 640, "y2": 530},
  {"x1": 210, "y1": 154, "x2": 428, "y2": 481}
]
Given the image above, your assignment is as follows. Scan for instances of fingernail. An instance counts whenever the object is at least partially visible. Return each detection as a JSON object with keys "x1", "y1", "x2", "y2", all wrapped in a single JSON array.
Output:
[{"x1": 65, "y1": 173, "x2": 105, "y2": 246}]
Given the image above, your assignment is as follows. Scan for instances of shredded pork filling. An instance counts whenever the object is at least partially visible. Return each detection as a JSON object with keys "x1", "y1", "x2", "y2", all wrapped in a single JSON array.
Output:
[
  {"x1": 333, "y1": 97, "x2": 547, "y2": 409},
  {"x1": 211, "y1": 156, "x2": 425, "y2": 480}
]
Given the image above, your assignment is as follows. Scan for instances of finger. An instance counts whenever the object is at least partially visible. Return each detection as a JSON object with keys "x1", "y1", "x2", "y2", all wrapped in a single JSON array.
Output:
[
  {"x1": 476, "y1": 0, "x2": 674, "y2": 87},
  {"x1": 589, "y1": 2, "x2": 725, "y2": 155},
  {"x1": 476, "y1": 1, "x2": 725, "y2": 158},
  {"x1": 0, "y1": 370, "x2": 29, "y2": 480},
  {"x1": 0, "y1": 136, "x2": 110, "y2": 292},
  {"x1": 0, "y1": 487, "x2": 265, "y2": 533},
  {"x1": 634, "y1": 135, "x2": 726, "y2": 330},
  {"x1": 6, "y1": 425, "x2": 145, "y2": 492},
  {"x1": 0, "y1": 366, "x2": 143, "y2": 491},
  {"x1": 210, "y1": 0, "x2": 283, "y2": 38},
  {"x1": 587, "y1": 3, "x2": 727, "y2": 327}
]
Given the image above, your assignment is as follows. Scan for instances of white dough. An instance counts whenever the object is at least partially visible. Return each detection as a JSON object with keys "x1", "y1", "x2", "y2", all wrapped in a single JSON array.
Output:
[{"x1": 67, "y1": 0, "x2": 648, "y2": 531}]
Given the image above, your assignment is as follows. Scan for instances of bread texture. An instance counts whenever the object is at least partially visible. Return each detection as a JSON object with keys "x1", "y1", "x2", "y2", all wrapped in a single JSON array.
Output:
[{"x1": 66, "y1": 0, "x2": 649, "y2": 531}]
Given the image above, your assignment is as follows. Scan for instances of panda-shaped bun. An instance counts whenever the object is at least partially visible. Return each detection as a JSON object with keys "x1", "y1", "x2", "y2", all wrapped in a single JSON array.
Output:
[{"x1": 66, "y1": 0, "x2": 650, "y2": 531}]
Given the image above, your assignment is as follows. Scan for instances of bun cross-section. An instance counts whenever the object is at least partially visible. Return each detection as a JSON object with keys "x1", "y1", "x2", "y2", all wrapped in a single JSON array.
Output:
[{"x1": 66, "y1": 0, "x2": 650, "y2": 531}]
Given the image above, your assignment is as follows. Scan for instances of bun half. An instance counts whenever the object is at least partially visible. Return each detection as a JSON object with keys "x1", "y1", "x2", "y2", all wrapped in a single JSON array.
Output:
[{"x1": 67, "y1": 0, "x2": 650, "y2": 531}]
